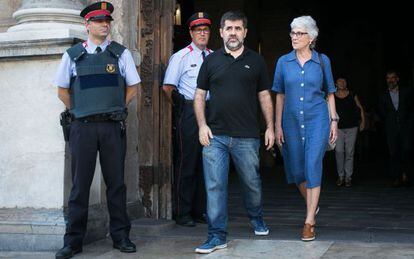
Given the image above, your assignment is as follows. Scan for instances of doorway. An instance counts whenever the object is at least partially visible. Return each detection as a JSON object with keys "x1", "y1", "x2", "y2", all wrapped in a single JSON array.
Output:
[{"x1": 169, "y1": 0, "x2": 414, "y2": 237}]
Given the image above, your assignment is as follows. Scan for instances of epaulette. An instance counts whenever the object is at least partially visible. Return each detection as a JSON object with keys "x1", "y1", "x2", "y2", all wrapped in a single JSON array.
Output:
[
  {"x1": 176, "y1": 45, "x2": 193, "y2": 59},
  {"x1": 67, "y1": 42, "x2": 87, "y2": 62},
  {"x1": 106, "y1": 41, "x2": 126, "y2": 58}
]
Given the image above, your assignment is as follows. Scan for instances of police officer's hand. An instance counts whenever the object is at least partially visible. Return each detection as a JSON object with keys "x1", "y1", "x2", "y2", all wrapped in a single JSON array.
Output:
[
  {"x1": 162, "y1": 85, "x2": 177, "y2": 104},
  {"x1": 199, "y1": 124, "x2": 213, "y2": 146},
  {"x1": 264, "y1": 127, "x2": 275, "y2": 150}
]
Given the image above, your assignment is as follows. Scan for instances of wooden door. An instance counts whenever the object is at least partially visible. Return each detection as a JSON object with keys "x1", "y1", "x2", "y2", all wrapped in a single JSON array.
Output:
[{"x1": 137, "y1": 0, "x2": 174, "y2": 219}]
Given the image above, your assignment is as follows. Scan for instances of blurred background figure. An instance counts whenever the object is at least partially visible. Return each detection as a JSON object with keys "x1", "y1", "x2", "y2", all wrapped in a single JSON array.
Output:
[
  {"x1": 377, "y1": 70, "x2": 413, "y2": 187},
  {"x1": 334, "y1": 77, "x2": 365, "y2": 187}
]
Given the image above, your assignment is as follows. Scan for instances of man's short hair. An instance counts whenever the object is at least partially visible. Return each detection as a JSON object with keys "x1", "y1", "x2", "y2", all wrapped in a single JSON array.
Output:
[
  {"x1": 220, "y1": 11, "x2": 248, "y2": 28},
  {"x1": 386, "y1": 69, "x2": 399, "y2": 76}
]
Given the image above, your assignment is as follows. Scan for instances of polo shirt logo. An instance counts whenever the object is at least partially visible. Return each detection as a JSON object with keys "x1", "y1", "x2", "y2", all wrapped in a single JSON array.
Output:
[{"x1": 244, "y1": 64, "x2": 250, "y2": 69}]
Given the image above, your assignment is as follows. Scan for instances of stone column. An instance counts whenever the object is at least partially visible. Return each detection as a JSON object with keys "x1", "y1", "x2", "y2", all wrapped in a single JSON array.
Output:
[
  {"x1": 0, "y1": 0, "x2": 21, "y2": 32},
  {"x1": 0, "y1": 0, "x2": 89, "y2": 251},
  {"x1": 8, "y1": 0, "x2": 85, "y2": 32},
  {"x1": 0, "y1": 0, "x2": 87, "y2": 57}
]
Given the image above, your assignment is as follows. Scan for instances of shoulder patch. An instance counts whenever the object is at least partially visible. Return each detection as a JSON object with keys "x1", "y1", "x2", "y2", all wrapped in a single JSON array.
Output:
[
  {"x1": 106, "y1": 41, "x2": 126, "y2": 58},
  {"x1": 174, "y1": 45, "x2": 193, "y2": 60},
  {"x1": 67, "y1": 42, "x2": 86, "y2": 61}
]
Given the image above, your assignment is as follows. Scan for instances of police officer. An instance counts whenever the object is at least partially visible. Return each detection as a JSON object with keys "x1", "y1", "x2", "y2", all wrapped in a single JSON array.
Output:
[
  {"x1": 162, "y1": 12, "x2": 212, "y2": 227},
  {"x1": 54, "y1": 2, "x2": 140, "y2": 258}
]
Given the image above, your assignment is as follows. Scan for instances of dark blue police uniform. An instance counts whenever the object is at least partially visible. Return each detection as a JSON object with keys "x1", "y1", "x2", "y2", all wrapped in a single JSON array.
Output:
[{"x1": 54, "y1": 2, "x2": 140, "y2": 258}]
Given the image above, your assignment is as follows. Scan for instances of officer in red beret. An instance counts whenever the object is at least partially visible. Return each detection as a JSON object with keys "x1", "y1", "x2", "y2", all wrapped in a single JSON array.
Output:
[{"x1": 162, "y1": 12, "x2": 212, "y2": 227}]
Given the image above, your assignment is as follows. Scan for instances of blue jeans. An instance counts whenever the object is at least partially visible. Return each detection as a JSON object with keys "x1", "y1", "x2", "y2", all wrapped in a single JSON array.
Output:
[{"x1": 202, "y1": 135, "x2": 263, "y2": 239}]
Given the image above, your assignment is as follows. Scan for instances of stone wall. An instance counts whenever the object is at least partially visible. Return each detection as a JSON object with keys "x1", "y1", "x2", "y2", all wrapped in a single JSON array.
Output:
[{"x1": 0, "y1": 57, "x2": 65, "y2": 208}]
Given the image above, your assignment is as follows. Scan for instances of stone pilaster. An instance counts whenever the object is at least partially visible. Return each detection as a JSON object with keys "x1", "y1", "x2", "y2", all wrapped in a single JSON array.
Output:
[
  {"x1": 0, "y1": 0, "x2": 21, "y2": 32},
  {"x1": 0, "y1": 0, "x2": 87, "y2": 251}
]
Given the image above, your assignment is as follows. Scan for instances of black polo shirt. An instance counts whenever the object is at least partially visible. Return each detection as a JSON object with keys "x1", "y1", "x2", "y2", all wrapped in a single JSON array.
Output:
[{"x1": 197, "y1": 47, "x2": 270, "y2": 138}]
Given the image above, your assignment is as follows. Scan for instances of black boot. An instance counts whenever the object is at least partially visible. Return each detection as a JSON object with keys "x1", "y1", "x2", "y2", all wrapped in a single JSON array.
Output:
[
  {"x1": 55, "y1": 246, "x2": 82, "y2": 259},
  {"x1": 113, "y1": 237, "x2": 137, "y2": 253},
  {"x1": 175, "y1": 214, "x2": 196, "y2": 227}
]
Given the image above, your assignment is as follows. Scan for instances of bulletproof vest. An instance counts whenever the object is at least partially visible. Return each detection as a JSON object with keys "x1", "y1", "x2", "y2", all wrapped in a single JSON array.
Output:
[{"x1": 67, "y1": 41, "x2": 126, "y2": 118}]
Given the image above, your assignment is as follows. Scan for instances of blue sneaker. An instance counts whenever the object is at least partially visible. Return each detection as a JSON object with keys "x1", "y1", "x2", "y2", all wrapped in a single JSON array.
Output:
[
  {"x1": 250, "y1": 218, "x2": 269, "y2": 236},
  {"x1": 195, "y1": 236, "x2": 227, "y2": 254}
]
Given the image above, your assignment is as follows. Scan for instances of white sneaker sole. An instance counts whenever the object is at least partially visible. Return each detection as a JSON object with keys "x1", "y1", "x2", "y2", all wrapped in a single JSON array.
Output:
[
  {"x1": 195, "y1": 243, "x2": 227, "y2": 254},
  {"x1": 254, "y1": 229, "x2": 269, "y2": 236},
  {"x1": 301, "y1": 236, "x2": 316, "y2": 241}
]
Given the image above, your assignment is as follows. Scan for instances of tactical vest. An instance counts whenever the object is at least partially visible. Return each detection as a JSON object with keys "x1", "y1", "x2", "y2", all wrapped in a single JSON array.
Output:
[{"x1": 67, "y1": 41, "x2": 126, "y2": 118}]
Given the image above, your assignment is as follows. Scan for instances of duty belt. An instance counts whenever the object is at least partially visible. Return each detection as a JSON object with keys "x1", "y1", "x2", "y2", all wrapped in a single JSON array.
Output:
[{"x1": 75, "y1": 111, "x2": 128, "y2": 122}]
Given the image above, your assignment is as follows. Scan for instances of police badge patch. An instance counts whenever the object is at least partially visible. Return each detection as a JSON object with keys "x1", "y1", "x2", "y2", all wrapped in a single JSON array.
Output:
[{"x1": 106, "y1": 64, "x2": 116, "y2": 73}]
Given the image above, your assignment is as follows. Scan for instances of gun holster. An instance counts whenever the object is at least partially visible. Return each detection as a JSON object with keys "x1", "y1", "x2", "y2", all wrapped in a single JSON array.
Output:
[
  {"x1": 108, "y1": 109, "x2": 128, "y2": 121},
  {"x1": 60, "y1": 109, "x2": 72, "y2": 142},
  {"x1": 171, "y1": 90, "x2": 185, "y2": 119}
]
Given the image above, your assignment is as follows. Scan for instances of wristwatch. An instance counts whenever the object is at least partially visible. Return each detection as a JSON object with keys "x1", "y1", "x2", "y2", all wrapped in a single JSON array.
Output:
[{"x1": 330, "y1": 117, "x2": 339, "y2": 122}]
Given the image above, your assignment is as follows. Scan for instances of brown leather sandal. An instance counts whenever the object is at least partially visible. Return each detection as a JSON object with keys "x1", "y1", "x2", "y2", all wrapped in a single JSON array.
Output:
[{"x1": 301, "y1": 223, "x2": 316, "y2": 241}]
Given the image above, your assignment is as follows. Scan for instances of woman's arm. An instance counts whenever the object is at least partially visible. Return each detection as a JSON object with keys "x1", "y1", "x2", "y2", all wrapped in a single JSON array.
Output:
[
  {"x1": 354, "y1": 95, "x2": 366, "y2": 130},
  {"x1": 327, "y1": 93, "x2": 338, "y2": 144},
  {"x1": 275, "y1": 93, "x2": 285, "y2": 146}
]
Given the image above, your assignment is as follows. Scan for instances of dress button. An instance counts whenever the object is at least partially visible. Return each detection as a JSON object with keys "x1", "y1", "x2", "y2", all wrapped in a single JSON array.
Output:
[
  {"x1": 301, "y1": 83, "x2": 304, "y2": 87},
  {"x1": 300, "y1": 111, "x2": 303, "y2": 114},
  {"x1": 300, "y1": 97, "x2": 304, "y2": 101},
  {"x1": 301, "y1": 71, "x2": 305, "y2": 74},
  {"x1": 302, "y1": 137, "x2": 305, "y2": 140},
  {"x1": 301, "y1": 125, "x2": 305, "y2": 128}
]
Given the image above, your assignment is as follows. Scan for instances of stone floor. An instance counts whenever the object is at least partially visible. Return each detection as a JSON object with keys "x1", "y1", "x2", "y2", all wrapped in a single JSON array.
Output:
[
  {"x1": 2, "y1": 237, "x2": 414, "y2": 258},
  {"x1": 1, "y1": 151, "x2": 414, "y2": 258}
]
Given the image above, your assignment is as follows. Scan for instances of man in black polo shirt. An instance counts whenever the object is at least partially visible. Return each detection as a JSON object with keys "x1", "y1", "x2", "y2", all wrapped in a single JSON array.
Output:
[{"x1": 193, "y1": 11, "x2": 275, "y2": 254}]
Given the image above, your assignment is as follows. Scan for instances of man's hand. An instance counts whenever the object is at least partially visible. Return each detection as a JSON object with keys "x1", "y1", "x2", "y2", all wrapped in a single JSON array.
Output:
[
  {"x1": 264, "y1": 127, "x2": 275, "y2": 150},
  {"x1": 162, "y1": 85, "x2": 177, "y2": 104},
  {"x1": 199, "y1": 124, "x2": 213, "y2": 146}
]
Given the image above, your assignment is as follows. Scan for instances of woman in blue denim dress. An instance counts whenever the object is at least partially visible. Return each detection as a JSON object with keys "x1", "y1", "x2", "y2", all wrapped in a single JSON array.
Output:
[{"x1": 272, "y1": 16, "x2": 338, "y2": 241}]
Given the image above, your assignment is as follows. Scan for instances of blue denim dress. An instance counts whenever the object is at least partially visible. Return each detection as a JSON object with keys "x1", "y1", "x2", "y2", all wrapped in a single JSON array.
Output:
[{"x1": 272, "y1": 50, "x2": 336, "y2": 188}]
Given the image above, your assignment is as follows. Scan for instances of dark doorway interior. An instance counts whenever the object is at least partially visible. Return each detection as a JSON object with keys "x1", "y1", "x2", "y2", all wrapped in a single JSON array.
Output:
[{"x1": 171, "y1": 0, "x2": 414, "y2": 239}]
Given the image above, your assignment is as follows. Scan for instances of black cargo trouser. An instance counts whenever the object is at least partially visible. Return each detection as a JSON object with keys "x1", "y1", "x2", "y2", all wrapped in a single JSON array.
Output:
[
  {"x1": 64, "y1": 120, "x2": 130, "y2": 248},
  {"x1": 172, "y1": 101, "x2": 206, "y2": 219}
]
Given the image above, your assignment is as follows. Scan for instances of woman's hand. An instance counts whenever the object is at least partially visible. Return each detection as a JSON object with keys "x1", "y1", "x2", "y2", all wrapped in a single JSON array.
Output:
[
  {"x1": 330, "y1": 121, "x2": 338, "y2": 144},
  {"x1": 359, "y1": 120, "x2": 365, "y2": 131},
  {"x1": 276, "y1": 126, "x2": 285, "y2": 147}
]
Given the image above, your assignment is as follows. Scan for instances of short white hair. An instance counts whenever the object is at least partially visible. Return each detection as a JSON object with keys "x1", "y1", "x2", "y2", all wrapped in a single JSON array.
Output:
[{"x1": 290, "y1": 15, "x2": 319, "y2": 48}]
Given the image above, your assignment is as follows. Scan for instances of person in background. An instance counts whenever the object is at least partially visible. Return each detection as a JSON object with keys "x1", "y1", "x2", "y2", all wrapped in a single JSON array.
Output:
[
  {"x1": 378, "y1": 70, "x2": 413, "y2": 187},
  {"x1": 162, "y1": 12, "x2": 213, "y2": 227},
  {"x1": 334, "y1": 77, "x2": 365, "y2": 187}
]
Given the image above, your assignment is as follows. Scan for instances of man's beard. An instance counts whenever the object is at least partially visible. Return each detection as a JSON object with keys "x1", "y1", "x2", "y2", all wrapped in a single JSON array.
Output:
[
  {"x1": 388, "y1": 83, "x2": 398, "y2": 89},
  {"x1": 225, "y1": 38, "x2": 243, "y2": 51}
]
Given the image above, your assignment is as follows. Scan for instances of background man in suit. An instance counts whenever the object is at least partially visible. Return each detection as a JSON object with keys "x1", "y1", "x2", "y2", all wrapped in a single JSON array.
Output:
[{"x1": 378, "y1": 70, "x2": 413, "y2": 187}]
